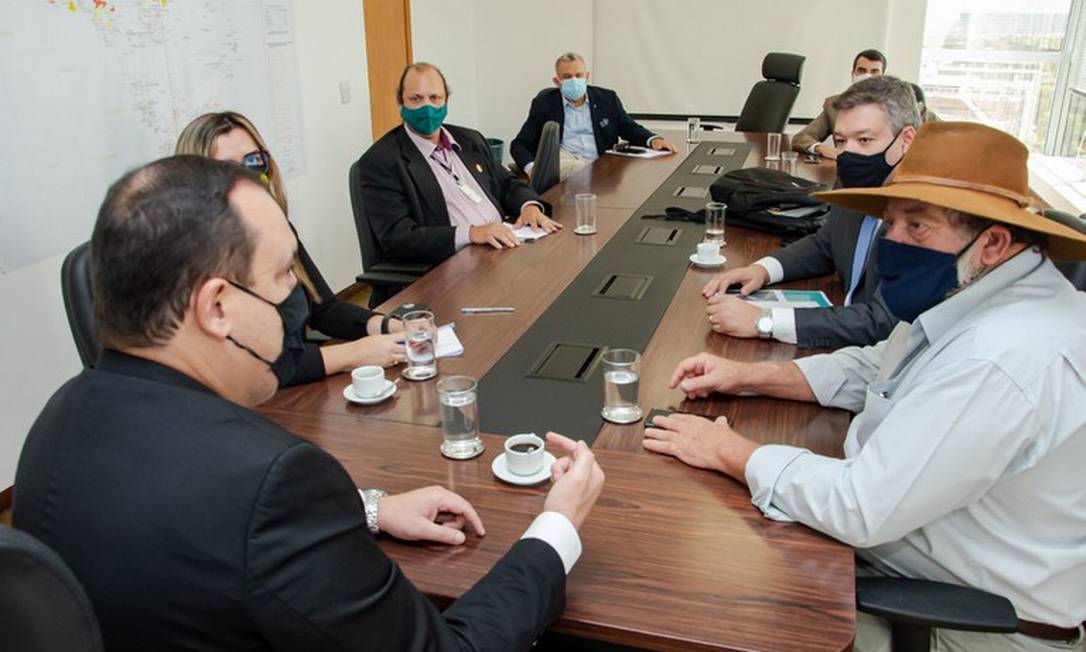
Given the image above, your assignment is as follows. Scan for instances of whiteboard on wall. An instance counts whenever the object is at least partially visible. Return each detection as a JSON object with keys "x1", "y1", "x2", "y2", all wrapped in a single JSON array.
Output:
[
  {"x1": 592, "y1": 0, "x2": 892, "y2": 120},
  {"x1": 0, "y1": 0, "x2": 306, "y2": 274}
]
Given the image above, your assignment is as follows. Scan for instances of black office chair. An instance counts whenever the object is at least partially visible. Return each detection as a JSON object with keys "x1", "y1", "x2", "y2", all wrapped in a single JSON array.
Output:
[
  {"x1": 347, "y1": 160, "x2": 433, "y2": 308},
  {"x1": 857, "y1": 577, "x2": 1018, "y2": 652},
  {"x1": 61, "y1": 241, "x2": 101, "y2": 368},
  {"x1": 735, "y1": 52, "x2": 805, "y2": 133},
  {"x1": 1043, "y1": 208, "x2": 1086, "y2": 290},
  {"x1": 0, "y1": 524, "x2": 104, "y2": 652},
  {"x1": 531, "y1": 120, "x2": 561, "y2": 194}
]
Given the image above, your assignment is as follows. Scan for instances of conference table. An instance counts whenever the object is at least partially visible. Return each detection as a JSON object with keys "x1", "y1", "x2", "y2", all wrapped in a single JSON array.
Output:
[{"x1": 260, "y1": 131, "x2": 856, "y2": 651}]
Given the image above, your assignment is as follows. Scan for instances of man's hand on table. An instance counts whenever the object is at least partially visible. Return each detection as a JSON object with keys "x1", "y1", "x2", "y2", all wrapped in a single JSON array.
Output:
[
  {"x1": 643, "y1": 414, "x2": 759, "y2": 481},
  {"x1": 377, "y1": 486, "x2": 486, "y2": 545}
]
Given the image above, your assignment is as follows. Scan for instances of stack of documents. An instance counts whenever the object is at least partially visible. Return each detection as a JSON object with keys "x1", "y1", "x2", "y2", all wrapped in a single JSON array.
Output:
[
  {"x1": 512, "y1": 225, "x2": 550, "y2": 242},
  {"x1": 435, "y1": 324, "x2": 464, "y2": 358}
]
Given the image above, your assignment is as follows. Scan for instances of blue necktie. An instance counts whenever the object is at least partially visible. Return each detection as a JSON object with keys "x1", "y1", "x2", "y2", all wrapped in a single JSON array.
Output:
[{"x1": 845, "y1": 216, "x2": 880, "y2": 306}]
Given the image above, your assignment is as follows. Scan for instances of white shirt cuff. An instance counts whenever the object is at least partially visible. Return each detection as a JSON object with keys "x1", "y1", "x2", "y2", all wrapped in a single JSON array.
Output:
[
  {"x1": 770, "y1": 307, "x2": 797, "y2": 344},
  {"x1": 807, "y1": 143, "x2": 820, "y2": 154},
  {"x1": 745, "y1": 444, "x2": 809, "y2": 522},
  {"x1": 454, "y1": 224, "x2": 472, "y2": 250},
  {"x1": 521, "y1": 511, "x2": 582, "y2": 575},
  {"x1": 519, "y1": 201, "x2": 544, "y2": 216},
  {"x1": 646, "y1": 135, "x2": 661, "y2": 147},
  {"x1": 523, "y1": 161, "x2": 535, "y2": 176},
  {"x1": 753, "y1": 256, "x2": 784, "y2": 284}
]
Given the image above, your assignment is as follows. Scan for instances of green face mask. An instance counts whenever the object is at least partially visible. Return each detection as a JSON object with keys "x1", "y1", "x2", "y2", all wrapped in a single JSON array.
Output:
[{"x1": 400, "y1": 103, "x2": 448, "y2": 135}]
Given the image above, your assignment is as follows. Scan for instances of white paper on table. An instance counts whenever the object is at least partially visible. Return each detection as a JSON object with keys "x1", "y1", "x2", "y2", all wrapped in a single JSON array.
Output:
[
  {"x1": 512, "y1": 225, "x2": 550, "y2": 242},
  {"x1": 435, "y1": 324, "x2": 464, "y2": 358},
  {"x1": 604, "y1": 146, "x2": 669, "y2": 159}
]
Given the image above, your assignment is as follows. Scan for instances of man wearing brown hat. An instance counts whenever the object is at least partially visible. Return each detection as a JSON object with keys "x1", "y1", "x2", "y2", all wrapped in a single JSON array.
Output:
[{"x1": 644, "y1": 122, "x2": 1086, "y2": 650}]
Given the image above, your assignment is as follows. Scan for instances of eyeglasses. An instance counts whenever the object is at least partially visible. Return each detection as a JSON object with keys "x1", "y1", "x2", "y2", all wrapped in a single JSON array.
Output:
[{"x1": 241, "y1": 150, "x2": 271, "y2": 175}]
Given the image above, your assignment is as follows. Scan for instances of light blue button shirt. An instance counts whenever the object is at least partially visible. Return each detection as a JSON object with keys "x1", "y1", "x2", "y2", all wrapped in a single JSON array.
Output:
[
  {"x1": 561, "y1": 99, "x2": 599, "y2": 161},
  {"x1": 746, "y1": 249, "x2": 1086, "y2": 627}
]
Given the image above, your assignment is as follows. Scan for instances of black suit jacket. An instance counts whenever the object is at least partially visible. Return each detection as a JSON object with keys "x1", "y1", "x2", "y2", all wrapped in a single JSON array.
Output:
[
  {"x1": 290, "y1": 232, "x2": 379, "y2": 385},
  {"x1": 354, "y1": 124, "x2": 542, "y2": 266},
  {"x1": 771, "y1": 206, "x2": 898, "y2": 348},
  {"x1": 510, "y1": 86, "x2": 656, "y2": 171},
  {"x1": 14, "y1": 351, "x2": 565, "y2": 651}
]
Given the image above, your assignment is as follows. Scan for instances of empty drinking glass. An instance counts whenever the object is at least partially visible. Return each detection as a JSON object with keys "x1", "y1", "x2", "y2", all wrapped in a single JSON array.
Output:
[
  {"x1": 765, "y1": 132, "x2": 782, "y2": 161},
  {"x1": 575, "y1": 192, "x2": 598, "y2": 235},
  {"x1": 781, "y1": 150, "x2": 799, "y2": 175},
  {"x1": 437, "y1": 375, "x2": 485, "y2": 459},
  {"x1": 402, "y1": 310, "x2": 437, "y2": 381},
  {"x1": 705, "y1": 201, "x2": 726, "y2": 246},
  {"x1": 601, "y1": 349, "x2": 642, "y2": 424},
  {"x1": 686, "y1": 117, "x2": 701, "y2": 143}
]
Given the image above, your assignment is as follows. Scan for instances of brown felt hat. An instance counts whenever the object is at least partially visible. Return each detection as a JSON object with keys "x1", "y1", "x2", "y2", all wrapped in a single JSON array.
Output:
[{"x1": 814, "y1": 121, "x2": 1086, "y2": 260}]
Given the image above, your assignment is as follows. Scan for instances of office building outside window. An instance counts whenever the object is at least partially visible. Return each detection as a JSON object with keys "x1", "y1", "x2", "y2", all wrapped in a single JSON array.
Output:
[{"x1": 920, "y1": 0, "x2": 1086, "y2": 211}]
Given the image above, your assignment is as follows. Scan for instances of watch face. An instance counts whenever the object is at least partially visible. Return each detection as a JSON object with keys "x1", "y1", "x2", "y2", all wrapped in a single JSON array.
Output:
[{"x1": 757, "y1": 315, "x2": 773, "y2": 336}]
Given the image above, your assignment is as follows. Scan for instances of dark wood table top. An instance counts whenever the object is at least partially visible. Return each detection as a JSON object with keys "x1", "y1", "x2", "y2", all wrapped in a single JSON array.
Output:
[{"x1": 260, "y1": 131, "x2": 855, "y2": 651}]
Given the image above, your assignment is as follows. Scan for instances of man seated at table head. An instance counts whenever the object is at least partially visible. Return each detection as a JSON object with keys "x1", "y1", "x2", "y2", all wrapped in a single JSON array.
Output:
[
  {"x1": 510, "y1": 51, "x2": 678, "y2": 180},
  {"x1": 354, "y1": 62, "x2": 560, "y2": 266},
  {"x1": 13, "y1": 155, "x2": 606, "y2": 651},
  {"x1": 647, "y1": 122, "x2": 1086, "y2": 651},
  {"x1": 792, "y1": 49, "x2": 939, "y2": 160},
  {"x1": 702, "y1": 76, "x2": 921, "y2": 349}
]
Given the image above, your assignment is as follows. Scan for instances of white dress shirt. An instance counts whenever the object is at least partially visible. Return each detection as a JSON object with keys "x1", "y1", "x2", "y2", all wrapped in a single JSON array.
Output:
[
  {"x1": 745, "y1": 249, "x2": 1086, "y2": 627},
  {"x1": 752, "y1": 256, "x2": 798, "y2": 344}
]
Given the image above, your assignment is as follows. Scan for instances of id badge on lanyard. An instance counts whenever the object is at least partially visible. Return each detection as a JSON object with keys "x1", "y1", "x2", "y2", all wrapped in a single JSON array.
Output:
[{"x1": 457, "y1": 180, "x2": 484, "y2": 204}]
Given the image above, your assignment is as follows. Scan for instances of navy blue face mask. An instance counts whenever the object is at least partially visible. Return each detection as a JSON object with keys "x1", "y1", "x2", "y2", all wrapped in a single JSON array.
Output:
[
  {"x1": 226, "y1": 281, "x2": 310, "y2": 386},
  {"x1": 876, "y1": 232, "x2": 983, "y2": 323}
]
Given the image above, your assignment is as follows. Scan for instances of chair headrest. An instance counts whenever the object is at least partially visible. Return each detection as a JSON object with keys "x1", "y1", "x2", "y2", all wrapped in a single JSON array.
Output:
[{"x1": 762, "y1": 53, "x2": 805, "y2": 85}]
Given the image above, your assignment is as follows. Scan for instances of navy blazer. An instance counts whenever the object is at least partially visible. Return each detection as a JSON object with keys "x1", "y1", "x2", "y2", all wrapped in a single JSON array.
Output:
[
  {"x1": 353, "y1": 123, "x2": 542, "y2": 266},
  {"x1": 510, "y1": 86, "x2": 656, "y2": 170}
]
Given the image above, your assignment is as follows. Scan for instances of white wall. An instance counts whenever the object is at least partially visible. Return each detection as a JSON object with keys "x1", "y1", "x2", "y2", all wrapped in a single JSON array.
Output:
[
  {"x1": 411, "y1": 0, "x2": 929, "y2": 147},
  {"x1": 0, "y1": 0, "x2": 372, "y2": 490}
]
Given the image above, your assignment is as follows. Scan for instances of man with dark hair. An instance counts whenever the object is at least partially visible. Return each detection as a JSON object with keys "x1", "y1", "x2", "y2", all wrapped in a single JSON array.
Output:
[
  {"x1": 510, "y1": 52, "x2": 677, "y2": 180},
  {"x1": 794, "y1": 48, "x2": 936, "y2": 159},
  {"x1": 354, "y1": 62, "x2": 560, "y2": 266},
  {"x1": 652, "y1": 122, "x2": 1086, "y2": 651},
  {"x1": 14, "y1": 155, "x2": 606, "y2": 651},
  {"x1": 703, "y1": 76, "x2": 920, "y2": 349}
]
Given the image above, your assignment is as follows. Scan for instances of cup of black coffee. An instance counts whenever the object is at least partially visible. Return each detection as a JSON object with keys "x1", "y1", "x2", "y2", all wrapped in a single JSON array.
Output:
[{"x1": 504, "y1": 433, "x2": 544, "y2": 476}]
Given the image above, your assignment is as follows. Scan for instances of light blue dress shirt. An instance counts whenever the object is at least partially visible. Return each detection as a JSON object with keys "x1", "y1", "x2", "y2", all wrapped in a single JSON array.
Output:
[
  {"x1": 561, "y1": 99, "x2": 599, "y2": 161},
  {"x1": 746, "y1": 249, "x2": 1086, "y2": 629}
]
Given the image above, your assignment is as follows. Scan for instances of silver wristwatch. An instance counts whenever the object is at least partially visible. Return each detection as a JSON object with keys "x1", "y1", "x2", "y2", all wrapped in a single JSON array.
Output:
[
  {"x1": 755, "y1": 310, "x2": 774, "y2": 339},
  {"x1": 360, "y1": 489, "x2": 387, "y2": 534}
]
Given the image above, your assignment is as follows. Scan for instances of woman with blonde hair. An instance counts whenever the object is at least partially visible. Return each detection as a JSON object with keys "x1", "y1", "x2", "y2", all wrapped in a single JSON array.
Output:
[{"x1": 176, "y1": 111, "x2": 405, "y2": 385}]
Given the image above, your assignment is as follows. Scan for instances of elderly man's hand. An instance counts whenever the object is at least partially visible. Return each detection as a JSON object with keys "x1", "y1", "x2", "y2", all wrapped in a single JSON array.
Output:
[
  {"x1": 643, "y1": 414, "x2": 759, "y2": 480},
  {"x1": 513, "y1": 204, "x2": 561, "y2": 233},
  {"x1": 706, "y1": 294, "x2": 763, "y2": 338}
]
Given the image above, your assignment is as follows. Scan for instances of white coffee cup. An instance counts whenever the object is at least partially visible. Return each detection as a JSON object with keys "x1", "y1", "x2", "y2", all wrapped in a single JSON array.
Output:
[
  {"x1": 351, "y1": 365, "x2": 386, "y2": 398},
  {"x1": 504, "y1": 433, "x2": 545, "y2": 476},
  {"x1": 696, "y1": 242, "x2": 721, "y2": 263}
]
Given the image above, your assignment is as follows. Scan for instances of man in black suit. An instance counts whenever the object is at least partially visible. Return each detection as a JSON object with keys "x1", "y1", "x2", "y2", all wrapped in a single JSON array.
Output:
[
  {"x1": 354, "y1": 62, "x2": 560, "y2": 266},
  {"x1": 14, "y1": 155, "x2": 605, "y2": 651},
  {"x1": 702, "y1": 77, "x2": 922, "y2": 349},
  {"x1": 510, "y1": 52, "x2": 677, "y2": 180}
]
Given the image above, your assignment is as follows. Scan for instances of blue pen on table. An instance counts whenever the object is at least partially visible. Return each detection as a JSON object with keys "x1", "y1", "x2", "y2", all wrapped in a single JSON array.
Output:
[{"x1": 460, "y1": 307, "x2": 515, "y2": 314}]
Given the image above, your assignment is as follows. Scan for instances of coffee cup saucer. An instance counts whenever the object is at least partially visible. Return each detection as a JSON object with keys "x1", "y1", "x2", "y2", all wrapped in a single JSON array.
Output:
[
  {"x1": 689, "y1": 253, "x2": 726, "y2": 268},
  {"x1": 343, "y1": 379, "x2": 396, "y2": 405},
  {"x1": 491, "y1": 451, "x2": 556, "y2": 486}
]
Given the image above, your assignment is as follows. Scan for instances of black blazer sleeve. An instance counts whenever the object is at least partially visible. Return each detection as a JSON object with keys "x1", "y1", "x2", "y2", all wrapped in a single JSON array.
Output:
[
  {"x1": 245, "y1": 443, "x2": 566, "y2": 651},
  {"x1": 772, "y1": 227, "x2": 836, "y2": 282},
  {"x1": 356, "y1": 148, "x2": 457, "y2": 265},
  {"x1": 611, "y1": 92, "x2": 655, "y2": 148},
  {"x1": 510, "y1": 94, "x2": 549, "y2": 171},
  {"x1": 793, "y1": 292, "x2": 897, "y2": 348}
]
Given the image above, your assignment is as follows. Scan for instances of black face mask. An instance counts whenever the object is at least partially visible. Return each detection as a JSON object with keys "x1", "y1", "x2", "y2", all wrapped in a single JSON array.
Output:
[
  {"x1": 226, "y1": 281, "x2": 309, "y2": 386},
  {"x1": 836, "y1": 130, "x2": 903, "y2": 188}
]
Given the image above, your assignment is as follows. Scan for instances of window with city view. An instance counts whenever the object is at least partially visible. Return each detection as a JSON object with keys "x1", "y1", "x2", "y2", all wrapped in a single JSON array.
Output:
[{"x1": 920, "y1": 0, "x2": 1086, "y2": 211}]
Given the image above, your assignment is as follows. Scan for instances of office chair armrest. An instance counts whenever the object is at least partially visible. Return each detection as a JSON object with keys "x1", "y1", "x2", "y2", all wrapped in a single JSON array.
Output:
[
  {"x1": 367, "y1": 261, "x2": 434, "y2": 276},
  {"x1": 356, "y1": 271, "x2": 423, "y2": 287},
  {"x1": 856, "y1": 577, "x2": 1018, "y2": 634}
]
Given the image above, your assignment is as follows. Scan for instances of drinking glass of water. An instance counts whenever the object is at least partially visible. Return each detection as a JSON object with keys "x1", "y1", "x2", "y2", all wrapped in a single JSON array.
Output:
[
  {"x1": 765, "y1": 132, "x2": 782, "y2": 161},
  {"x1": 705, "y1": 201, "x2": 726, "y2": 246},
  {"x1": 402, "y1": 310, "x2": 438, "y2": 381},
  {"x1": 436, "y1": 375, "x2": 485, "y2": 459},
  {"x1": 601, "y1": 349, "x2": 642, "y2": 424}
]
